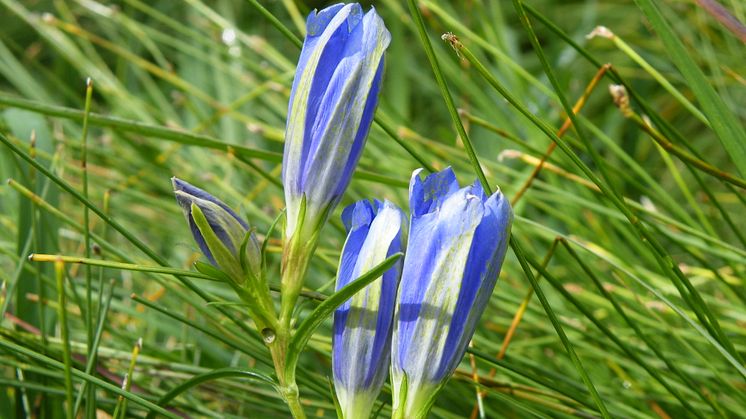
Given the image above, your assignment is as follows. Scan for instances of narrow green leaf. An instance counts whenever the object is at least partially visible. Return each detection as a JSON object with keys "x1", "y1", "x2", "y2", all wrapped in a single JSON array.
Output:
[
  {"x1": 284, "y1": 252, "x2": 403, "y2": 377},
  {"x1": 0, "y1": 131, "x2": 259, "y2": 339},
  {"x1": 0, "y1": 339, "x2": 179, "y2": 418},
  {"x1": 633, "y1": 0, "x2": 746, "y2": 177},
  {"x1": 144, "y1": 368, "x2": 276, "y2": 419},
  {"x1": 510, "y1": 237, "x2": 611, "y2": 419},
  {"x1": 0, "y1": 94, "x2": 282, "y2": 162},
  {"x1": 194, "y1": 261, "x2": 232, "y2": 282}
]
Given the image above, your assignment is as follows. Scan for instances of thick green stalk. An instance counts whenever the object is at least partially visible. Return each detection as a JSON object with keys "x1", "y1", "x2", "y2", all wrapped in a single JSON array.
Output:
[
  {"x1": 265, "y1": 325, "x2": 305, "y2": 419},
  {"x1": 273, "y1": 229, "x2": 318, "y2": 419},
  {"x1": 278, "y1": 233, "x2": 317, "y2": 331}
]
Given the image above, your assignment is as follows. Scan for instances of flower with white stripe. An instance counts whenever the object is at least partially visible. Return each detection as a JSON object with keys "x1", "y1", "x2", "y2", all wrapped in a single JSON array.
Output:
[
  {"x1": 333, "y1": 199, "x2": 405, "y2": 419},
  {"x1": 391, "y1": 168, "x2": 513, "y2": 418}
]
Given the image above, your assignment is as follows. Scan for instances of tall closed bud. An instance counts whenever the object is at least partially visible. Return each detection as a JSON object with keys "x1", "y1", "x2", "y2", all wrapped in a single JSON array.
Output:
[
  {"x1": 391, "y1": 168, "x2": 513, "y2": 418},
  {"x1": 282, "y1": 3, "x2": 391, "y2": 242},
  {"x1": 333, "y1": 200, "x2": 405, "y2": 419}
]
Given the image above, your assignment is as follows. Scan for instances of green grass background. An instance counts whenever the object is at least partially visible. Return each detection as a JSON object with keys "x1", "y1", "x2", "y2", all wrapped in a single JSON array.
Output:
[{"x1": 0, "y1": 0, "x2": 744, "y2": 417}]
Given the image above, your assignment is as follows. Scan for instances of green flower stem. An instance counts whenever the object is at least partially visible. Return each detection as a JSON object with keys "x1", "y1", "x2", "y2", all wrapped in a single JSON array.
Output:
[
  {"x1": 280, "y1": 374, "x2": 305, "y2": 419},
  {"x1": 279, "y1": 233, "x2": 317, "y2": 331},
  {"x1": 266, "y1": 329, "x2": 306, "y2": 419},
  {"x1": 272, "y1": 230, "x2": 318, "y2": 419},
  {"x1": 229, "y1": 282, "x2": 278, "y2": 333}
]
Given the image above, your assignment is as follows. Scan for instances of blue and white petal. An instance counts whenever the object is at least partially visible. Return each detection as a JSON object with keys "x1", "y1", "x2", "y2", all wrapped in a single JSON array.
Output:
[
  {"x1": 391, "y1": 168, "x2": 513, "y2": 418},
  {"x1": 282, "y1": 4, "x2": 391, "y2": 240},
  {"x1": 333, "y1": 199, "x2": 405, "y2": 419}
]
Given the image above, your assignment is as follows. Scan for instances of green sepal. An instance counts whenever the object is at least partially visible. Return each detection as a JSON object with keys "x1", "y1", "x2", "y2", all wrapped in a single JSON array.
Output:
[
  {"x1": 194, "y1": 261, "x2": 232, "y2": 283},
  {"x1": 295, "y1": 194, "x2": 307, "y2": 240},
  {"x1": 414, "y1": 383, "x2": 442, "y2": 419},
  {"x1": 391, "y1": 375, "x2": 441, "y2": 419},
  {"x1": 262, "y1": 208, "x2": 286, "y2": 273},
  {"x1": 391, "y1": 373, "x2": 408, "y2": 419},
  {"x1": 239, "y1": 227, "x2": 261, "y2": 281},
  {"x1": 327, "y1": 375, "x2": 344, "y2": 419},
  {"x1": 191, "y1": 203, "x2": 243, "y2": 284},
  {"x1": 194, "y1": 231, "x2": 275, "y2": 325}
]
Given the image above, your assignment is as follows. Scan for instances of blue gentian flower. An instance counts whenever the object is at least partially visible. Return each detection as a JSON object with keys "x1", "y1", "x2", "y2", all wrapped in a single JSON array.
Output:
[
  {"x1": 391, "y1": 168, "x2": 513, "y2": 418},
  {"x1": 172, "y1": 177, "x2": 261, "y2": 284},
  {"x1": 282, "y1": 3, "x2": 391, "y2": 241},
  {"x1": 333, "y1": 199, "x2": 405, "y2": 419}
]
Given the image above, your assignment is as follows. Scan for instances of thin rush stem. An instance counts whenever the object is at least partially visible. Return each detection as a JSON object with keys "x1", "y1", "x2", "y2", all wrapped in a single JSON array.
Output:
[
  {"x1": 511, "y1": 64, "x2": 612, "y2": 205},
  {"x1": 558, "y1": 239, "x2": 721, "y2": 414},
  {"x1": 467, "y1": 343, "x2": 485, "y2": 419},
  {"x1": 28, "y1": 253, "x2": 328, "y2": 301},
  {"x1": 73, "y1": 279, "x2": 116, "y2": 415},
  {"x1": 441, "y1": 27, "x2": 742, "y2": 366},
  {"x1": 407, "y1": 0, "x2": 489, "y2": 188},
  {"x1": 470, "y1": 238, "x2": 560, "y2": 419},
  {"x1": 511, "y1": 0, "x2": 742, "y2": 364},
  {"x1": 79, "y1": 77, "x2": 96, "y2": 413},
  {"x1": 0, "y1": 338, "x2": 178, "y2": 417},
  {"x1": 112, "y1": 338, "x2": 142, "y2": 419},
  {"x1": 129, "y1": 294, "x2": 263, "y2": 360},
  {"x1": 609, "y1": 85, "x2": 746, "y2": 190},
  {"x1": 509, "y1": 237, "x2": 612, "y2": 419},
  {"x1": 0, "y1": 94, "x2": 281, "y2": 162},
  {"x1": 497, "y1": 238, "x2": 560, "y2": 360},
  {"x1": 588, "y1": 26, "x2": 709, "y2": 126},
  {"x1": 526, "y1": 247, "x2": 706, "y2": 417},
  {"x1": 54, "y1": 258, "x2": 74, "y2": 419},
  {"x1": 242, "y1": 0, "x2": 302, "y2": 48}
]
